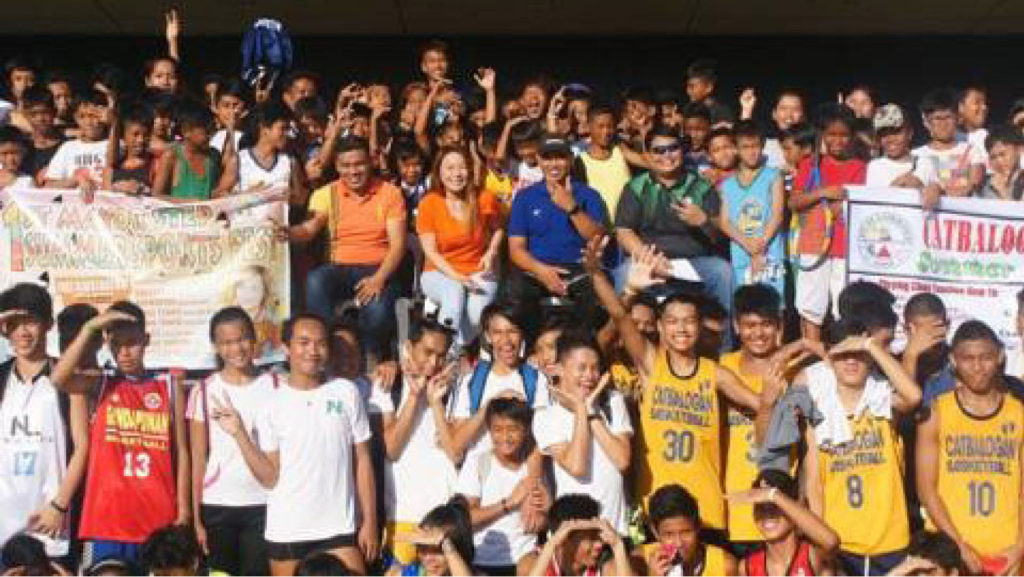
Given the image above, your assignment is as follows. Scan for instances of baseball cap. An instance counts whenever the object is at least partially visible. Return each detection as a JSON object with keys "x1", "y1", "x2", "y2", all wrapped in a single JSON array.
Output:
[
  {"x1": 539, "y1": 134, "x2": 572, "y2": 157},
  {"x1": 873, "y1": 103, "x2": 906, "y2": 132}
]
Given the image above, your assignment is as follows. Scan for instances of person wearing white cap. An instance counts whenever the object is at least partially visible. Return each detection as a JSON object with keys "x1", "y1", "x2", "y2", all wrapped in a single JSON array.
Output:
[{"x1": 866, "y1": 103, "x2": 927, "y2": 189}]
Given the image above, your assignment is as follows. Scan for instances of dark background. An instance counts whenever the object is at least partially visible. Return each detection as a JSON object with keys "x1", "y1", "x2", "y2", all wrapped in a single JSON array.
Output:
[{"x1": 2, "y1": 34, "x2": 1021, "y2": 133}]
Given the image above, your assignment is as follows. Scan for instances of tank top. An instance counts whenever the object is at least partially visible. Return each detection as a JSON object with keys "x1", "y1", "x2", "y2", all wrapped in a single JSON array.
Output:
[
  {"x1": 637, "y1": 351, "x2": 724, "y2": 529},
  {"x1": 171, "y1": 143, "x2": 218, "y2": 200},
  {"x1": 720, "y1": 167, "x2": 784, "y2": 284},
  {"x1": 579, "y1": 147, "x2": 631, "y2": 217},
  {"x1": 79, "y1": 372, "x2": 177, "y2": 542},
  {"x1": 816, "y1": 414, "x2": 909, "y2": 555},
  {"x1": 744, "y1": 541, "x2": 815, "y2": 576},
  {"x1": 237, "y1": 148, "x2": 292, "y2": 192},
  {"x1": 929, "y1": 389, "x2": 1024, "y2": 556},
  {"x1": 719, "y1": 352, "x2": 763, "y2": 542}
]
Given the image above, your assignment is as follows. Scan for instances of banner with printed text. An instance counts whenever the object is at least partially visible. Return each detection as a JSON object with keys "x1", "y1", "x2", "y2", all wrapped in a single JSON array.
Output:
[
  {"x1": 847, "y1": 186, "x2": 1023, "y2": 352},
  {"x1": 0, "y1": 187, "x2": 290, "y2": 368}
]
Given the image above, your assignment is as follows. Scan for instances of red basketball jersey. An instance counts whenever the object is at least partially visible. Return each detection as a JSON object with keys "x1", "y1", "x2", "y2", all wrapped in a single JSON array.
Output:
[{"x1": 79, "y1": 372, "x2": 177, "y2": 542}]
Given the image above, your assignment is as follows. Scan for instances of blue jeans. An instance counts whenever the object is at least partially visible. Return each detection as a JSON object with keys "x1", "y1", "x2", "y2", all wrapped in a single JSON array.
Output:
[
  {"x1": 646, "y1": 255, "x2": 734, "y2": 351},
  {"x1": 420, "y1": 270, "x2": 498, "y2": 347},
  {"x1": 305, "y1": 263, "x2": 401, "y2": 359}
]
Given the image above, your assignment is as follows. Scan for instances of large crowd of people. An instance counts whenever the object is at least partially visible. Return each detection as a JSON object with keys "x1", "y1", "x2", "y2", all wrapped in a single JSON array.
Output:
[{"x1": 2, "y1": 10, "x2": 1024, "y2": 577}]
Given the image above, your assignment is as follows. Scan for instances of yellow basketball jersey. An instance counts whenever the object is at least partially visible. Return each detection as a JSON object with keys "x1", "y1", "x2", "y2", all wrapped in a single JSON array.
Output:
[
  {"x1": 930, "y1": 390, "x2": 1023, "y2": 557},
  {"x1": 719, "y1": 352, "x2": 763, "y2": 542},
  {"x1": 637, "y1": 350, "x2": 724, "y2": 529},
  {"x1": 639, "y1": 543, "x2": 730, "y2": 576},
  {"x1": 817, "y1": 414, "x2": 909, "y2": 555}
]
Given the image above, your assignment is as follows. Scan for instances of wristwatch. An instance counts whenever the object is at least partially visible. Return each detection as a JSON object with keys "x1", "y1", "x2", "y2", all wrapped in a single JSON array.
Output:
[{"x1": 567, "y1": 203, "x2": 583, "y2": 216}]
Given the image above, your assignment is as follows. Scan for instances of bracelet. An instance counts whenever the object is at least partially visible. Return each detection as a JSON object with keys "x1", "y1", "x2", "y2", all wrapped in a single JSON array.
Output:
[
  {"x1": 767, "y1": 488, "x2": 778, "y2": 503},
  {"x1": 501, "y1": 498, "x2": 509, "y2": 513},
  {"x1": 50, "y1": 500, "x2": 68, "y2": 514}
]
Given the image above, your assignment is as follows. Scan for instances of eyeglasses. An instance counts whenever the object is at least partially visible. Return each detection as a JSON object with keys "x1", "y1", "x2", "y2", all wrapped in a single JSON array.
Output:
[{"x1": 650, "y1": 143, "x2": 682, "y2": 155}]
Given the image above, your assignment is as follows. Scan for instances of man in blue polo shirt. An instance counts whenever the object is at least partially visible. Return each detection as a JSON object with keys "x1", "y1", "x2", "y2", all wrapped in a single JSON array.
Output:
[{"x1": 507, "y1": 134, "x2": 609, "y2": 333}]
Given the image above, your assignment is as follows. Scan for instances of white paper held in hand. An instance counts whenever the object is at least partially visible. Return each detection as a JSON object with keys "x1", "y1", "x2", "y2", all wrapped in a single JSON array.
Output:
[{"x1": 669, "y1": 259, "x2": 702, "y2": 282}]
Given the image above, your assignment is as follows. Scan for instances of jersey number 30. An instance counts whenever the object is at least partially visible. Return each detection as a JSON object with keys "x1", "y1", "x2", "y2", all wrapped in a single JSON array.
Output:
[{"x1": 663, "y1": 430, "x2": 695, "y2": 462}]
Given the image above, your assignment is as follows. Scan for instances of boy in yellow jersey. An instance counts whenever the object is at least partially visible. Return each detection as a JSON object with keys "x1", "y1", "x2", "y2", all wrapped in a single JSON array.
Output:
[
  {"x1": 721, "y1": 283, "x2": 785, "y2": 550},
  {"x1": 917, "y1": 320, "x2": 1024, "y2": 576},
  {"x1": 636, "y1": 484, "x2": 736, "y2": 576},
  {"x1": 800, "y1": 318, "x2": 921, "y2": 576},
  {"x1": 586, "y1": 238, "x2": 760, "y2": 536}
]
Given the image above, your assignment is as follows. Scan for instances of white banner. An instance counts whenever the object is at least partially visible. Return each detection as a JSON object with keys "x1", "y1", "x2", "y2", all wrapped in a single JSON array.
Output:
[{"x1": 846, "y1": 186, "x2": 1024, "y2": 352}]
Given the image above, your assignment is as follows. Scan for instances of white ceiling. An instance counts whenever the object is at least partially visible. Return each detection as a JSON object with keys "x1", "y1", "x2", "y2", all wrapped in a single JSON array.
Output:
[{"x1": 3, "y1": 0, "x2": 1023, "y2": 35}]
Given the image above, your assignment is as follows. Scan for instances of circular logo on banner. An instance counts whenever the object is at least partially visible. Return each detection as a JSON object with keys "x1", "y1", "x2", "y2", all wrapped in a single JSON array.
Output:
[
  {"x1": 144, "y1": 392, "x2": 163, "y2": 410},
  {"x1": 856, "y1": 212, "x2": 914, "y2": 269}
]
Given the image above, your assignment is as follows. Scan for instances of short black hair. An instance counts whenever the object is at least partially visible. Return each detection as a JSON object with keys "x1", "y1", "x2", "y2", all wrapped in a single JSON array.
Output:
[
  {"x1": 281, "y1": 313, "x2": 328, "y2": 345},
  {"x1": 904, "y1": 292, "x2": 947, "y2": 322},
  {"x1": 555, "y1": 329, "x2": 602, "y2": 364},
  {"x1": 753, "y1": 469, "x2": 799, "y2": 500},
  {"x1": 706, "y1": 126, "x2": 735, "y2": 145},
  {"x1": 175, "y1": 99, "x2": 213, "y2": 132},
  {"x1": 986, "y1": 124, "x2": 1024, "y2": 151},
  {"x1": 5, "y1": 56, "x2": 36, "y2": 79},
  {"x1": 951, "y1": 319, "x2": 1003, "y2": 350},
  {"x1": 141, "y1": 524, "x2": 200, "y2": 574},
  {"x1": 686, "y1": 58, "x2": 718, "y2": 83},
  {"x1": 643, "y1": 123, "x2": 683, "y2": 151},
  {"x1": 780, "y1": 122, "x2": 816, "y2": 148},
  {"x1": 587, "y1": 103, "x2": 617, "y2": 122},
  {"x1": 649, "y1": 483, "x2": 700, "y2": 528},
  {"x1": 0, "y1": 125, "x2": 28, "y2": 150},
  {"x1": 852, "y1": 301, "x2": 899, "y2": 334},
  {"x1": 733, "y1": 283, "x2": 782, "y2": 322},
  {"x1": 283, "y1": 70, "x2": 321, "y2": 92},
  {"x1": 108, "y1": 300, "x2": 146, "y2": 331},
  {"x1": 294, "y1": 552, "x2": 352, "y2": 576},
  {"x1": 825, "y1": 318, "x2": 867, "y2": 348},
  {"x1": 0, "y1": 283, "x2": 53, "y2": 323},
  {"x1": 418, "y1": 39, "x2": 451, "y2": 63},
  {"x1": 733, "y1": 119, "x2": 765, "y2": 142},
  {"x1": 815, "y1": 102, "x2": 856, "y2": 133},
  {"x1": 57, "y1": 303, "x2": 98, "y2": 352},
  {"x1": 421, "y1": 497, "x2": 475, "y2": 565},
  {"x1": 548, "y1": 494, "x2": 601, "y2": 534},
  {"x1": 920, "y1": 87, "x2": 959, "y2": 117},
  {"x1": 20, "y1": 84, "x2": 54, "y2": 110},
  {"x1": 254, "y1": 101, "x2": 292, "y2": 131},
  {"x1": 485, "y1": 397, "x2": 533, "y2": 429},
  {"x1": 293, "y1": 96, "x2": 327, "y2": 124},
  {"x1": 838, "y1": 280, "x2": 895, "y2": 320},
  {"x1": 408, "y1": 317, "x2": 455, "y2": 347},
  {"x1": 120, "y1": 102, "x2": 154, "y2": 130},
  {"x1": 657, "y1": 291, "x2": 704, "y2": 322},
  {"x1": 621, "y1": 85, "x2": 654, "y2": 105},
  {"x1": 92, "y1": 62, "x2": 125, "y2": 94},
  {"x1": 209, "y1": 306, "x2": 256, "y2": 342},
  {"x1": 510, "y1": 119, "x2": 543, "y2": 145},
  {"x1": 480, "y1": 122, "x2": 504, "y2": 149},
  {"x1": 482, "y1": 301, "x2": 526, "y2": 334},
  {"x1": 143, "y1": 56, "x2": 178, "y2": 80},
  {"x1": 336, "y1": 135, "x2": 370, "y2": 157},
  {"x1": 681, "y1": 101, "x2": 712, "y2": 122},
  {"x1": 1, "y1": 533, "x2": 50, "y2": 576},
  {"x1": 214, "y1": 78, "x2": 248, "y2": 105},
  {"x1": 906, "y1": 532, "x2": 965, "y2": 574},
  {"x1": 72, "y1": 88, "x2": 109, "y2": 114}
]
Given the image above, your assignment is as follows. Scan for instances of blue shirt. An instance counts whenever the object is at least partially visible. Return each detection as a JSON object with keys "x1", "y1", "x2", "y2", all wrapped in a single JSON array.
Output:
[
  {"x1": 507, "y1": 180, "x2": 608, "y2": 266},
  {"x1": 922, "y1": 364, "x2": 1024, "y2": 408}
]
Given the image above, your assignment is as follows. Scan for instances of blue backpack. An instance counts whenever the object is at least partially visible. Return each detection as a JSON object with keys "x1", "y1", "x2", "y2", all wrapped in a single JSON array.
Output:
[
  {"x1": 241, "y1": 19, "x2": 293, "y2": 89},
  {"x1": 468, "y1": 360, "x2": 539, "y2": 414}
]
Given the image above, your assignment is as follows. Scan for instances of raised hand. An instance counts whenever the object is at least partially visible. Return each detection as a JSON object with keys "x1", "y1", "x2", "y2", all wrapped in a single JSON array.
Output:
[
  {"x1": 586, "y1": 373, "x2": 612, "y2": 414},
  {"x1": 164, "y1": 9, "x2": 181, "y2": 43},
  {"x1": 85, "y1": 310, "x2": 139, "y2": 333},
  {"x1": 828, "y1": 334, "x2": 873, "y2": 358},
  {"x1": 626, "y1": 244, "x2": 667, "y2": 293},
  {"x1": 474, "y1": 68, "x2": 496, "y2": 91},
  {"x1": 581, "y1": 235, "x2": 609, "y2": 274},
  {"x1": 210, "y1": 393, "x2": 244, "y2": 437}
]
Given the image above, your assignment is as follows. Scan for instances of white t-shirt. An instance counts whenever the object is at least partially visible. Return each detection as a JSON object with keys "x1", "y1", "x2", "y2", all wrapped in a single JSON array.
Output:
[
  {"x1": 866, "y1": 157, "x2": 917, "y2": 188},
  {"x1": 210, "y1": 129, "x2": 243, "y2": 154},
  {"x1": 451, "y1": 367, "x2": 550, "y2": 459},
  {"x1": 911, "y1": 142, "x2": 985, "y2": 188},
  {"x1": 257, "y1": 377, "x2": 371, "y2": 542},
  {"x1": 532, "y1": 390, "x2": 633, "y2": 533},
  {"x1": 455, "y1": 451, "x2": 536, "y2": 566},
  {"x1": 763, "y1": 138, "x2": 786, "y2": 170},
  {"x1": 0, "y1": 370, "x2": 70, "y2": 556},
  {"x1": 43, "y1": 139, "x2": 107, "y2": 184},
  {"x1": 237, "y1": 148, "x2": 293, "y2": 193},
  {"x1": 0, "y1": 100, "x2": 13, "y2": 125},
  {"x1": 378, "y1": 377, "x2": 458, "y2": 524},
  {"x1": 186, "y1": 372, "x2": 277, "y2": 507}
]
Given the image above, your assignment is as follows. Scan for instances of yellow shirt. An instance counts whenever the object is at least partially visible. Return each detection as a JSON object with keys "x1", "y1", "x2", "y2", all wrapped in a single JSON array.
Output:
[
  {"x1": 485, "y1": 169, "x2": 515, "y2": 208},
  {"x1": 930, "y1": 390, "x2": 1024, "y2": 557},
  {"x1": 637, "y1": 351, "x2": 725, "y2": 529},
  {"x1": 719, "y1": 352, "x2": 763, "y2": 542},
  {"x1": 640, "y1": 543, "x2": 730, "y2": 576},
  {"x1": 817, "y1": 414, "x2": 909, "y2": 555},
  {"x1": 579, "y1": 147, "x2": 631, "y2": 219}
]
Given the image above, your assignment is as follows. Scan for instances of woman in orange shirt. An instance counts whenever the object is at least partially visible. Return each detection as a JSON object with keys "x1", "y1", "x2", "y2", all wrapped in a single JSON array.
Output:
[{"x1": 417, "y1": 146, "x2": 504, "y2": 348}]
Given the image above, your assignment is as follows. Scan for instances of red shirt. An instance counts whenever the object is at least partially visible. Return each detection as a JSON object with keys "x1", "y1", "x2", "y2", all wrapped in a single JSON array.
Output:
[
  {"x1": 793, "y1": 156, "x2": 866, "y2": 258},
  {"x1": 79, "y1": 372, "x2": 177, "y2": 543}
]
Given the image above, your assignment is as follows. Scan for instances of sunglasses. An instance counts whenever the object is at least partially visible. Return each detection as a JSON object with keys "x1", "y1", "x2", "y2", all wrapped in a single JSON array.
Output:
[{"x1": 650, "y1": 143, "x2": 682, "y2": 155}]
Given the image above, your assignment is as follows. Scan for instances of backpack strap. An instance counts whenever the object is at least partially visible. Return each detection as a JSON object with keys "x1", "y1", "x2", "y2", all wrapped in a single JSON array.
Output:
[
  {"x1": 519, "y1": 364, "x2": 539, "y2": 407},
  {"x1": 390, "y1": 372, "x2": 404, "y2": 413},
  {"x1": 201, "y1": 374, "x2": 213, "y2": 456},
  {"x1": 0, "y1": 357, "x2": 14, "y2": 406},
  {"x1": 468, "y1": 360, "x2": 493, "y2": 415}
]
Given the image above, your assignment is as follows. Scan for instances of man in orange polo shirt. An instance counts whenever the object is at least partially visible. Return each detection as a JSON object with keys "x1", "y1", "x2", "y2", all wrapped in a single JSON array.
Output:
[{"x1": 288, "y1": 136, "x2": 407, "y2": 361}]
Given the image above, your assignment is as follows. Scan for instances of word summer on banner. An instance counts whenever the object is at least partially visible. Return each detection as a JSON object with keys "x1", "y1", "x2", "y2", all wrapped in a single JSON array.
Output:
[
  {"x1": 847, "y1": 186, "x2": 1024, "y2": 352},
  {"x1": 0, "y1": 187, "x2": 291, "y2": 369}
]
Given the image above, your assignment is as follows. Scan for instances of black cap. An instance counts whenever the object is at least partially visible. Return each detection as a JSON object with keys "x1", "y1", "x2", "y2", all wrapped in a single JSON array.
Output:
[{"x1": 539, "y1": 134, "x2": 572, "y2": 157}]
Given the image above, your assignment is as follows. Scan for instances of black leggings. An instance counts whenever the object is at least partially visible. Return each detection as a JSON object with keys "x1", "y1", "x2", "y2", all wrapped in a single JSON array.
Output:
[{"x1": 201, "y1": 504, "x2": 269, "y2": 576}]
